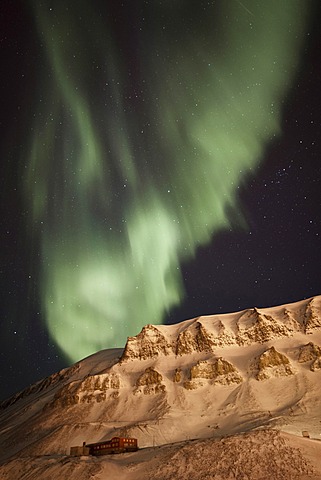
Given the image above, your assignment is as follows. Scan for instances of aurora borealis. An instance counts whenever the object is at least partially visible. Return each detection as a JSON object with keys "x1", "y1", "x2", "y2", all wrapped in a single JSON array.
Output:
[{"x1": 1, "y1": 1, "x2": 321, "y2": 399}]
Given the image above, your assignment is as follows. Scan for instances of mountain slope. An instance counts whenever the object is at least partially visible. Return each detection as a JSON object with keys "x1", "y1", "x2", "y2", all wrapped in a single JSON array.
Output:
[{"x1": 1, "y1": 296, "x2": 321, "y2": 478}]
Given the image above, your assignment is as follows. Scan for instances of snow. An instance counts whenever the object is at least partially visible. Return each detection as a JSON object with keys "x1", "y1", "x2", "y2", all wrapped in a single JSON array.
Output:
[
  {"x1": 1, "y1": 431, "x2": 321, "y2": 479},
  {"x1": 1, "y1": 295, "x2": 321, "y2": 479}
]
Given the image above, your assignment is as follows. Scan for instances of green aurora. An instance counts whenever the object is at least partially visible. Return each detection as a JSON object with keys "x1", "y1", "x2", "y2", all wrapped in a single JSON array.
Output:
[{"x1": 26, "y1": 1, "x2": 310, "y2": 361}]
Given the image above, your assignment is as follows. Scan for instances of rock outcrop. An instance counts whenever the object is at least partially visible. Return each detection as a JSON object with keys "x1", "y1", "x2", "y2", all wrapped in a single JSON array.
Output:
[
  {"x1": 176, "y1": 321, "x2": 215, "y2": 355},
  {"x1": 50, "y1": 372, "x2": 121, "y2": 407},
  {"x1": 210, "y1": 320, "x2": 237, "y2": 347},
  {"x1": 184, "y1": 358, "x2": 242, "y2": 389},
  {"x1": 282, "y1": 308, "x2": 302, "y2": 332},
  {"x1": 173, "y1": 368, "x2": 182, "y2": 383},
  {"x1": 120, "y1": 325, "x2": 173, "y2": 362},
  {"x1": 135, "y1": 368, "x2": 165, "y2": 395},
  {"x1": 303, "y1": 298, "x2": 321, "y2": 334},
  {"x1": 117, "y1": 297, "x2": 321, "y2": 365},
  {"x1": 298, "y1": 342, "x2": 321, "y2": 371},
  {"x1": 237, "y1": 308, "x2": 295, "y2": 345},
  {"x1": 256, "y1": 347, "x2": 294, "y2": 380}
]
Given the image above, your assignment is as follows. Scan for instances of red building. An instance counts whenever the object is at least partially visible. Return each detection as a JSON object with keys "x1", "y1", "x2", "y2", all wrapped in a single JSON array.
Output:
[{"x1": 87, "y1": 436, "x2": 138, "y2": 455}]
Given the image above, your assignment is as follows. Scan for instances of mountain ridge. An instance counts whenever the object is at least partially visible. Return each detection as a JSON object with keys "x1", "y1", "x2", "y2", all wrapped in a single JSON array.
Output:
[
  {"x1": 2, "y1": 295, "x2": 320, "y2": 410},
  {"x1": 1, "y1": 295, "x2": 321, "y2": 478}
]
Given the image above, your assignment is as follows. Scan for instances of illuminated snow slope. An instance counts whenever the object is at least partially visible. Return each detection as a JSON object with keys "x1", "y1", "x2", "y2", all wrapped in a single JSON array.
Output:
[{"x1": 1, "y1": 295, "x2": 321, "y2": 479}]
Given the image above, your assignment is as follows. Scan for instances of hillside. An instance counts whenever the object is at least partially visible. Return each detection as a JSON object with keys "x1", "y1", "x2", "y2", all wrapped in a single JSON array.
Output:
[{"x1": 1, "y1": 296, "x2": 321, "y2": 479}]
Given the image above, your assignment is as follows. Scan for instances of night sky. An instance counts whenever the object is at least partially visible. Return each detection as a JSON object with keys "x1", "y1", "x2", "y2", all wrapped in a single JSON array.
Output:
[{"x1": 1, "y1": 0, "x2": 320, "y2": 401}]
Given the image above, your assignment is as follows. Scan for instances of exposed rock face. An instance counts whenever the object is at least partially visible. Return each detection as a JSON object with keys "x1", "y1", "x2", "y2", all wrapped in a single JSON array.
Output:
[
  {"x1": 298, "y1": 342, "x2": 321, "y2": 371},
  {"x1": 120, "y1": 325, "x2": 173, "y2": 362},
  {"x1": 117, "y1": 298, "x2": 321, "y2": 364},
  {"x1": 256, "y1": 347, "x2": 294, "y2": 381},
  {"x1": 176, "y1": 321, "x2": 215, "y2": 355},
  {"x1": 173, "y1": 368, "x2": 182, "y2": 383},
  {"x1": 135, "y1": 367, "x2": 165, "y2": 395},
  {"x1": 121, "y1": 320, "x2": 221, "y2": 361},
  {"x1": 304, "y1": 298, "x2": 321, "y2": 334},
  {"x1": 79, "y1": 373, "x2": 121, "y2": 403},
  {"x1": 184, "y1": 358, "x2": 242, "y2": 389},
  {"x1": 210, "y1": 320, "x2": 236, "y2": 347},
  {"x1": 237, "y1": 308, "x2": 295, "y2": 345},
  {"x1": 311, "y1": 358, "x2": 321, "y2": 371},
  {"x1": 283, "y1": 308, "x2": 301, "y2": 332},
  {"x1": 136, "y1": 368, "x2": 163, "y2": 386},
  {"x1": 51, "y1": 373, "x2": 121, "y2": 407}
]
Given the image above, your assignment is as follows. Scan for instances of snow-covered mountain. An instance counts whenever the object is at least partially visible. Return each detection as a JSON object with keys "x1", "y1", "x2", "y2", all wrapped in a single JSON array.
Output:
[{"x1": 1, "y1": 296, "x2": 321, "y2": 479}]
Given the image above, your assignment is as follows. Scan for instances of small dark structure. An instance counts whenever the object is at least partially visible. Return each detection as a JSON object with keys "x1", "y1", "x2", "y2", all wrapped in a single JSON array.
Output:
[
  {"x1": 70, "y1": 443, "x2": 90, "y2": 456},
  {"x1": 87, "y1": 436, "x2": 138, "y2": 455}
]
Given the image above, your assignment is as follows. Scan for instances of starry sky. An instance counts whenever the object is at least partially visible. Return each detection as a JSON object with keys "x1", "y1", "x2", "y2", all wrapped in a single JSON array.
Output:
[{"x1": 1, "y1": 0, "x2": 320, "y2": 401}]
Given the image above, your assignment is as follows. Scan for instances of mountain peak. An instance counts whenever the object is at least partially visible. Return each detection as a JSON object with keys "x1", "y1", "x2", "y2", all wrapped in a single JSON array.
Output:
[{"x1": 120, "y1": 324, "x2": 173, "y2": 362}]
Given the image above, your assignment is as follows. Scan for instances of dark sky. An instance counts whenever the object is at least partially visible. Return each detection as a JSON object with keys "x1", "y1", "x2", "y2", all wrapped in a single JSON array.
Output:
[
  {"x1": 169, "y1": 38, "x2": 321, "y2": 321},
  {"x1": 0, "y1": 0, "x2": 320, "y2": 401}
]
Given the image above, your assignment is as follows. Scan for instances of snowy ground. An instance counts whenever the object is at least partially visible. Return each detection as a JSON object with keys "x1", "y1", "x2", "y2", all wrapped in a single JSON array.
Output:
[{"x1": 1, "y1": 430, "x2": 321, "y2": 480}]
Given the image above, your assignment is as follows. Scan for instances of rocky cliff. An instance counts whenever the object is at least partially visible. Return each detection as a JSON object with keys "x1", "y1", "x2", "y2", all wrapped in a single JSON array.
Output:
[
  {"x1": 256, "y1": 346, "x2": 294, "y2": 380},
  {"x1": 119, "y1": 295, "x2": 321, "y2": 363}
]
